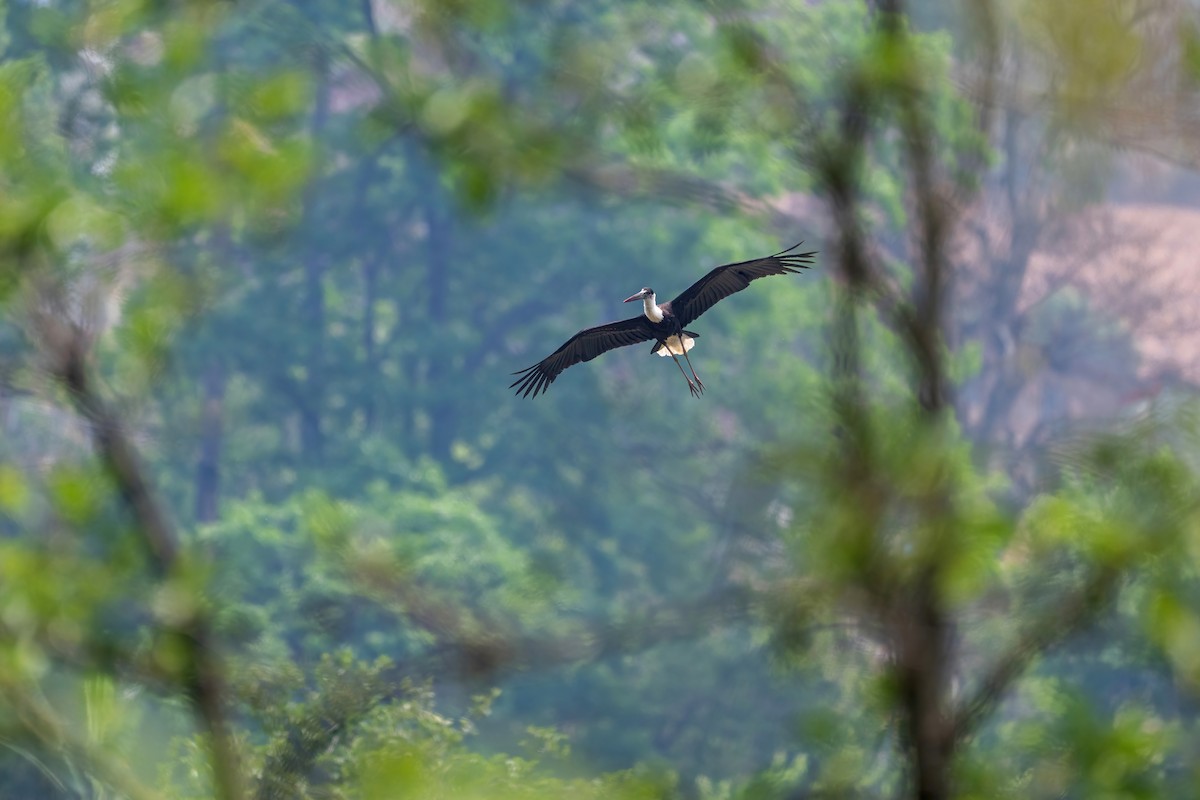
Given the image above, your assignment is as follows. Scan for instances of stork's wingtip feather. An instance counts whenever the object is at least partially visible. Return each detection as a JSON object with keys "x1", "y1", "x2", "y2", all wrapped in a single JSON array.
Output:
[
  {"x1": 778, "y1": 250, "x2": 817, "y2": 271},
  {"x1": 771, "y1": 240, "x2": 808, "y2": 258}
]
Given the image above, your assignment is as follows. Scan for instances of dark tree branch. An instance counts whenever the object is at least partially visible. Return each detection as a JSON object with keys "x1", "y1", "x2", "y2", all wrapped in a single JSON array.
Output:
[
  {"x1": 563, "y1": 162, "x2": 812, "y2": 231},
  {"x1": 32, "y1": 304, "x2": 242, "y2": 800},
  {"x1": 949, "y1": 565, "x2": 1121, "y2": 741},
  {"x1": 812, "y1": 0, "x2": 1006, "y2": 795}
]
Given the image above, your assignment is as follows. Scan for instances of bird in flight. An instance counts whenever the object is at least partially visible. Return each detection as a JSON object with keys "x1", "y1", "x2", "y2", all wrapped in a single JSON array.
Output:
[{"x1": 511, "y1": 242, "x2": 815, "y2": 398}]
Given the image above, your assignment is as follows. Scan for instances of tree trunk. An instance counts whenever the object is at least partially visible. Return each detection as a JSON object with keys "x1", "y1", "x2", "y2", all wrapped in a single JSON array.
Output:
[
  {"x1": 194, "y1": 363, "x2": 226, "y2": 523},
  {"x1": 896, "y1": 576, "x2": 952, "y2": 800},
  {"x1": 299, "y1": 51, "x2": 331, "y2": 460},
  {"x1": 411, "y1": 146, "x2": 454, "y2": 464},
  {"x1": 362, "y1": 253, "x2": 379, "y2": 432}
]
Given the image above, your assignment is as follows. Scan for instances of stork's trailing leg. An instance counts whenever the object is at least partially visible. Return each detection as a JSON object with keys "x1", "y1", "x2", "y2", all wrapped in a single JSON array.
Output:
[
  {"x1": 666, "y1": 348, "x2": 701, "y2": 397},
  {"x1": 680, "y1": 348, "x2": 705, "y2": 394}
]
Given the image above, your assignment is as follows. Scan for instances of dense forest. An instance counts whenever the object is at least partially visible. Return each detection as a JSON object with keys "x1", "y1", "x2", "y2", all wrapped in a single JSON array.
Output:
[{"x1": 2, "y1": 0, "x2": 1200, "y2": 798}]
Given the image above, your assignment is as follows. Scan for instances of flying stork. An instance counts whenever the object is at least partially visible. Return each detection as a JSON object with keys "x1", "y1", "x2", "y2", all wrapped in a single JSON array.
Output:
[{"x1": 510, "y1": 242, "x2": 815, "y2": 398}]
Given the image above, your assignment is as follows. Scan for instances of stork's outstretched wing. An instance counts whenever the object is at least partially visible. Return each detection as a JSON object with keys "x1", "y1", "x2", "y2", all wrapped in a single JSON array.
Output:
[
  {"x1": 667, "y1": 242, "x2": 816, "y2": 328},
  {"x1": 510, "y1": 316, "x2": 656, "y2": 398}
]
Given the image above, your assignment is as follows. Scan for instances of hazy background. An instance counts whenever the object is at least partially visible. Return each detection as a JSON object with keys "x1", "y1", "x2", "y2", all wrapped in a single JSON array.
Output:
[{"x1": 2, "y1": 1, "x2": 1200, "y2": 798}]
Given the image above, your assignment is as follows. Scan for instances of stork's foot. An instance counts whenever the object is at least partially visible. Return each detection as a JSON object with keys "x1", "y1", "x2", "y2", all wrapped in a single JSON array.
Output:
[
  {"x1": 694, "y1": 377, "x2": 705, "y2": 394},
  {"x1": 687, "y1": 379, "x2": 701, "y2": 397}
]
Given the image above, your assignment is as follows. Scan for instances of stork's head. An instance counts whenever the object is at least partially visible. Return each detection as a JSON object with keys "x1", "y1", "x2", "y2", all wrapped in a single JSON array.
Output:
[{"x1": 624, "y1": 287, "x2": 654, "y2": 303}]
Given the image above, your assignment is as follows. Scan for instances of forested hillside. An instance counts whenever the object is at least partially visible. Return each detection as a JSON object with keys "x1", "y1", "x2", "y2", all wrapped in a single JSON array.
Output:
[{"x1": 1, "y1": 1, "x2": 1199, "y2": 798}]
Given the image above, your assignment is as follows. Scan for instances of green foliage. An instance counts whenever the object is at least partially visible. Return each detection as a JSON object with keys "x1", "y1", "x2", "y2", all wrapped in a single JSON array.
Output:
[{"x1": 0, "y1": 1, "x2": 1196, "y2": 799}]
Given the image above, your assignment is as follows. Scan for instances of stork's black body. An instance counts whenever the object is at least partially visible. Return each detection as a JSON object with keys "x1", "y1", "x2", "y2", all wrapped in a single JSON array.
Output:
[{"x1": 511, "y1": 242, "x2": 815, "y2": 397}]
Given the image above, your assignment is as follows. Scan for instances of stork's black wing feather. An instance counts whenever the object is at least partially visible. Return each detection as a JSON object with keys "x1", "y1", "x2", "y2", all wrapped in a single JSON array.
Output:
[
  {"x1": 510, "y1": 316, "x2": 656, "y2": 398},
  {"x1": 667, "y1": 242, "x2": 816, "y2": 328}
]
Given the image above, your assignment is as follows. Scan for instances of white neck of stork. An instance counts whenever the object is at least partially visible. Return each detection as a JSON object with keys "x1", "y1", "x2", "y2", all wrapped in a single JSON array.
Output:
[{"x1": 641, "y1": 293, "x2": 664, "y2": 323}]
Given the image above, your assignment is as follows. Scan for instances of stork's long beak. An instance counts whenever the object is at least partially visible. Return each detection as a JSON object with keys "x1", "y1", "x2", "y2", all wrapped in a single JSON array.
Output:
[{"x1": 623, "y1": 291, "x2": 644, "y2": 303}]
